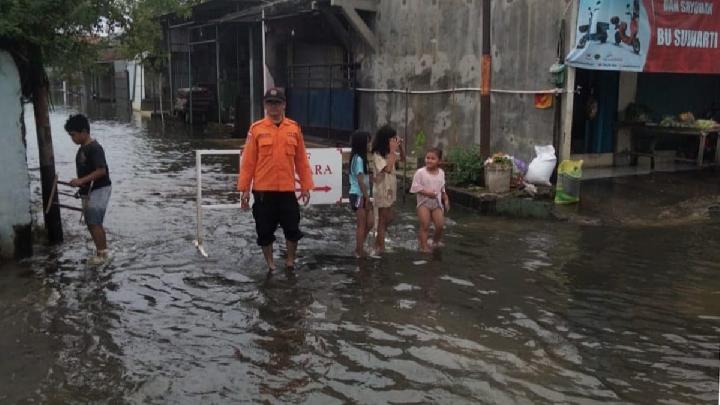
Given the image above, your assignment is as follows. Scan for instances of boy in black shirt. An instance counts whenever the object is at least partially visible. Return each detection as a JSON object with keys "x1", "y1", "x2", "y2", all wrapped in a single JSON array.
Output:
[{"x1": 65, "y1": 114, "x2": 112, "y2": 264}]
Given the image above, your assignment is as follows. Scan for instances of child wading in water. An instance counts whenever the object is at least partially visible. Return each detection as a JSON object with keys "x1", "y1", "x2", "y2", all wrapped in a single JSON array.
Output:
[
  {"x1": 348, "y1": 131, "x2": 374, "y2": 258},
  {"x1": 65, "y1": 114, "x2": 112, "y2": 265},
  {"x1": 410, "y1": 148, "x2": 450, "y2": 252},
  {"x1": 371, "y1": 125, "x2": 403, "y2": 253}
]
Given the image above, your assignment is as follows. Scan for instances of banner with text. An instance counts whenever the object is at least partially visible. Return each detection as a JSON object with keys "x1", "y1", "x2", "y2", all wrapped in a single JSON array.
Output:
[{"x1": 567, "y1": 0, "x2": 720, "y2": 73}]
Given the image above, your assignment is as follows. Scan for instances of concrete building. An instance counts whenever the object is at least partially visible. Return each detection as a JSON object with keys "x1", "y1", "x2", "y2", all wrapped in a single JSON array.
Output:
[
  {"x1": 0, "y1": 50, "x2": 33, "y2": 259},
  {"x1": 176, "y1": 0, "x2": 720, "y2": 173},
  {"x1": 165, "y1": 0, "x2": 572, "y2": 163},
  {"x1": 352, "y1": 0, "x2": 570, "y2": 162}
]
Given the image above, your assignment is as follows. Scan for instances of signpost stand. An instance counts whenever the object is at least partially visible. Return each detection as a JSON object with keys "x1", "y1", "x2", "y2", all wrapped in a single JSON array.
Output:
[{"x1": 193, "y1": 148, "x2": 347, "y2": 256}]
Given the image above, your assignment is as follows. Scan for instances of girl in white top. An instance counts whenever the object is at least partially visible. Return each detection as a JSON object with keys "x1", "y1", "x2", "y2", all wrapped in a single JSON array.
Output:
[
  {"x1": 410, "y1": 148, "x2": 450, "y2": 252},
  {"x1": 371, "y1": 125, "x2": 403, "y2": 253}
]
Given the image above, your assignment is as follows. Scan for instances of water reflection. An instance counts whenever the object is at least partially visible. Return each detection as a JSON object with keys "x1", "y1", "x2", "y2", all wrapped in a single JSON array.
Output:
[{"x1": 1, "y1": 105, "x2": 718, "y2": 403}]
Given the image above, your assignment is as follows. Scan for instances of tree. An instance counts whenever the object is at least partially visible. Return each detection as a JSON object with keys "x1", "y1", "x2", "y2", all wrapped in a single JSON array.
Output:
[
  {"x1": 121, "y1": 0, "x2": 196, "y2": 70},
  {"x1": 0, "y1": 0, "x2": 128, "y2": 77},
  {"x1": 0, "y1": 0, "x2": 127, "y2": 243}
]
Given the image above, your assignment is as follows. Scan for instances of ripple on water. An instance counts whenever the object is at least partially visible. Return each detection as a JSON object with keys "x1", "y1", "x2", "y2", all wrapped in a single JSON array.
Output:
[{"x1": 3, "y1": 107, "x2": 719, "y2": 403}]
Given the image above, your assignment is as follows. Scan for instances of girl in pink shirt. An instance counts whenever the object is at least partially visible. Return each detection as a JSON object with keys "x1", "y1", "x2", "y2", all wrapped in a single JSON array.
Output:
[{"x1": 410, "y1": 148, "x2": 450, "y2": 252}]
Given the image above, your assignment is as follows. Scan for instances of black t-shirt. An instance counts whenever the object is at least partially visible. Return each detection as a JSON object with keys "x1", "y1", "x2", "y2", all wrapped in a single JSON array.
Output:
[{"x1": 76, "y1": 140, "x2": 111, "y2": 195}]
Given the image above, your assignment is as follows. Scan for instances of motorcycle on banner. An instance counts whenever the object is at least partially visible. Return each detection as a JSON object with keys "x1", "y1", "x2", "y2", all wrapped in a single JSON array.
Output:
[
  {"x1": 611, "y1": 0, "x2": 641, "y2": 54},
  {"x1": 577, "y1": 1, "x2": 609, "y2": 49}
]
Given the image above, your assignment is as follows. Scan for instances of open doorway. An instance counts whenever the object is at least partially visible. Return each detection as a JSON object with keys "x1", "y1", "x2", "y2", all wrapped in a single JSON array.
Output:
[{"x1": 571, "y1": 68, "x2": 620, "y2": 154}]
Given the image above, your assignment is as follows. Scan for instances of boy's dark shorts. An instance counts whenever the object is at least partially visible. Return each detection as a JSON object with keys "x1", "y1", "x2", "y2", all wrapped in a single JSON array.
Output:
[{"x1": 252, "y1": 191, "x2": 303, "y2": 246}]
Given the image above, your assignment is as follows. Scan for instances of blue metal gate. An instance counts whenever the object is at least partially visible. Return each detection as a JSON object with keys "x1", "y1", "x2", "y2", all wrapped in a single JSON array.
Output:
[{"x1": 287, "y1": 64, "x2": 356, "y2": 139}]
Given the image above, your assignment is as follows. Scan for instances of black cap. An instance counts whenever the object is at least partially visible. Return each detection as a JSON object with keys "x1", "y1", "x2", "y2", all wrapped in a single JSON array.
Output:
[{"x1": 263, "y1": 87, "x2": 286, "y2": 102}]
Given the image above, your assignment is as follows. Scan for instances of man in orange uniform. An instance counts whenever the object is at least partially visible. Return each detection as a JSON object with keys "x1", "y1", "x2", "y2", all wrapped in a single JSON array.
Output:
[{"x1": 238, "y1": 88, "x2": 314, "y2": 272}]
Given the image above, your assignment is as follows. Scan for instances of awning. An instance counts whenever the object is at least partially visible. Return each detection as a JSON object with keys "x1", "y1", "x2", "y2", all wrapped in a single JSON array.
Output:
[
  {"x1": 566, "y1": 0, "x2": 720, "y2": 74},
  {"x1": 211, "y1": 0, "x2": 315, "y2": 23}
]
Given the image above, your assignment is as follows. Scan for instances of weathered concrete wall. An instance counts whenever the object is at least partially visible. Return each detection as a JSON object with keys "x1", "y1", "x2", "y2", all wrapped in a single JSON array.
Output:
[
  {"x1": 355, "y1": 0, "x2": 484, "y2": 154},
  {"x1": 490, "y1": 0, "x2": 570, "y2": 162},
  {"x1": 354, "y1": 0, "x2": 569, "y2": 162},
  {"x1": 0, "y1": 50, "x2": 32, "y2": 259}
]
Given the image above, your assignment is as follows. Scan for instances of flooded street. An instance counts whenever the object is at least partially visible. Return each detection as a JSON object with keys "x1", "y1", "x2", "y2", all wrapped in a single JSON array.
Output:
[{"x1": 1, "y1": 106, "x2": 719, "y2": 404}]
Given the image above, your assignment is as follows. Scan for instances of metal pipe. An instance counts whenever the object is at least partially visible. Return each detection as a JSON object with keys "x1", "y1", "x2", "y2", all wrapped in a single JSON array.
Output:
[
  {"x1": 288, "y1": 63, "x2": 350, "y2": 68},
  {"x1": 169, "y1": 21, "x2": 196, "y2": 29},
  {"x1": 306, "y1": 67, "x2": 310, "y2": 128},
  {"x1": 188, "y1": 44, "x2": 193, "y2": 125},
  {"x1": 249, "y1": 24, "x2": 255, "y2": 121},
  {"x1": 140, "y1": 60, "x2": 144, "y2": 108},
  {"x1": 261, "y1": 8, "x2": 267, "y2": 91},
  {"x1": 196, "y1": 150, "x2": 203, "y2": 245},
  {"x1": 480, "y1": 0, "x2": 491, "y2": 159},
  {"x1": 167, "y1": 19, "x2": 174, "y2": 114},
  {"x1": 56, "y1": 204, "x2": 82, "y2": 212},
  {"x1": 327, "y1": 65, "x2": 333, "y2": 139},
  {"x1": 159, "y1": 74, "x2": 165, "y2": 127},
  {"x1": 188, "y1": 39, "x2": 218, "y2": 46},
  {"x1": 216, "y1": 24, "x2": 222, "y2": 125},
  {"x1": 403, "y1": 88, "x2": 409, "y2": 204},
  {"x1": 236, "y1": 25, "x2": 240, "y2": 127},
  {"x1": 355, "y1": 87, "x2": 563, "y2": 95}
]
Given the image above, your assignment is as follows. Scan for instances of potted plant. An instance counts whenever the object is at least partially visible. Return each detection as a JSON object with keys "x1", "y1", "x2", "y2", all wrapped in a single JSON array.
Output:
[{"x1": 484, "y1": 153, "x2": 512, "y2": 193}]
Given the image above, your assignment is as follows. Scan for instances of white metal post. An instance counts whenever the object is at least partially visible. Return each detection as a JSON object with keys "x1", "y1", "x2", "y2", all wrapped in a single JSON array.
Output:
[
  {"x1": 194, "y1": 150, "x2": 207, "y2": 256},
  {"x1": 261, "y1": 8, "x2": 267, "y2": 92}
]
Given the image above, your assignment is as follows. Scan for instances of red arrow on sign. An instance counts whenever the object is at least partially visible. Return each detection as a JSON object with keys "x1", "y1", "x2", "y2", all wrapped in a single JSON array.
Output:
[{"x1": 294, "y1": 185, "x2": 332, "y2": 193}]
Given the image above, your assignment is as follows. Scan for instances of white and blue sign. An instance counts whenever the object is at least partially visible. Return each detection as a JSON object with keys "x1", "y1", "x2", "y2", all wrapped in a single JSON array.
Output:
[{"x1": 567, "y1": 0, "x2": 651, "y2": 71}]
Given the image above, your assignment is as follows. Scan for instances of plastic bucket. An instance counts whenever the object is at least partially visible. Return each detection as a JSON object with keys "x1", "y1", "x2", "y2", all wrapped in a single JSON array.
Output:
[{"x1": 484, "y1": 166, "x2": 511, "y2": 193}]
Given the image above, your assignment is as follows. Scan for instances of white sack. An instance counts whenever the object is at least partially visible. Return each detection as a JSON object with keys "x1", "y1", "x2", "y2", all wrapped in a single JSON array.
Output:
[{"x1": 525, "y1": 145, "x2": 556, "y2": 186}]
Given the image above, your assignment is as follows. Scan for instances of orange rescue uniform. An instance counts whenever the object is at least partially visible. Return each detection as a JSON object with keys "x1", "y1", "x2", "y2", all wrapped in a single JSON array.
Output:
[{"x1": 237, "y1": 117, "x2": 314, "y2": 192}]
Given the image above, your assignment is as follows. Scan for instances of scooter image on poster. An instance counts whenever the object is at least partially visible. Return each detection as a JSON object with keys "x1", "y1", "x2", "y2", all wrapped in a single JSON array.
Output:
[
  {"x1": 577, "y1": 0, "x2": 610, "y2": 49},
  {"x1": 610, "y1": 0, "x2": 641, "y2": 54}
]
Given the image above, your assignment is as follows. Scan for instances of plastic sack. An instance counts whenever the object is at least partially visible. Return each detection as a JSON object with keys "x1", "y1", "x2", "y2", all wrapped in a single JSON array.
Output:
[
  {"x1": 509, "y1": 157, "x2": 527, "y2": 188},
  {"x1": 554, "y1": 160, "x2": 583, "y2": 205},
  {"x1": 525, "y1": 145, "x2": 557, "y2": 186},
  {"x1": 512, "y1": 157, "x2": 528, "y2": 175}
]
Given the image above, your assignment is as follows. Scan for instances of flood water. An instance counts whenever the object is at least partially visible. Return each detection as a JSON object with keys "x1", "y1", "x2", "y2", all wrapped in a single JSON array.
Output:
[{"x1": 1, "y1": 105, "x2": 719, "y2": 404}]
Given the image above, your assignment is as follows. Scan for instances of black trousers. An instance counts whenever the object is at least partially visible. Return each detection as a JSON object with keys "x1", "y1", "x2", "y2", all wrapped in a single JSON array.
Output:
[{"x1": 251, "y1": 191, "x2": 303, "y2": 246}]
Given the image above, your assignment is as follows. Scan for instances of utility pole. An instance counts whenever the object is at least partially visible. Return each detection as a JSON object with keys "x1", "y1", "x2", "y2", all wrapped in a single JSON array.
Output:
[
  {"x1": 30, "y1": 51, "x2": 63, "y2": 243},
  {"x1": 480, "y1": 0, "x2": 492, "y2": 159}
]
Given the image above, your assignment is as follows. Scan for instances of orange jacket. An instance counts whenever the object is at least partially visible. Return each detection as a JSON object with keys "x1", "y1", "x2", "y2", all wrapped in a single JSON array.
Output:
[{"x1": 237, "y1": 117, "x2": 314, "y2": 192}]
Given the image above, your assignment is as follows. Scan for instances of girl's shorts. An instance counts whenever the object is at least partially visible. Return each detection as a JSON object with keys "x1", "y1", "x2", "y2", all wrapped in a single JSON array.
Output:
[
  {"x1": 349, "y1": 194, "x2": 368, "y2": 211},
  {"x1": 418, "y1": 198, "x2": 442, "y2": 211}
]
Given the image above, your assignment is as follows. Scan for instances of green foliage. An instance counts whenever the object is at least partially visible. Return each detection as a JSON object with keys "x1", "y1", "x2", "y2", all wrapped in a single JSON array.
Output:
[
  {"x1": 446, "y1": 146, "x2": 484, "y2": 186},
  {"x1": 413, "y1": 130, "x2": 426, "y2": 156},
  {"x1": 0, "y1": 0, "x2": 128, "y2": 77},
  {"x1": 120, "y1": 0, "x2": 198, "y2": 72},
  {"x1": 0, "y1": 0, "x2": 198, "y2": 83}
]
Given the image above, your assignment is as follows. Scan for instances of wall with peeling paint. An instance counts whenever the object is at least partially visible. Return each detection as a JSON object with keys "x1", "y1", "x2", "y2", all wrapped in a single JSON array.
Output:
[
  {"x1": 355, "y1": 0, "x2": 484, "y2": 159},
  {"x1": 490, "y1": 0, "x2": 570, "y2": 162},
  {"x1": 354, "y1": 0, "x2": 569, "y2": 163},
  {"x1": 0, "y1": 50, "x2": 33, "y2": 259}
]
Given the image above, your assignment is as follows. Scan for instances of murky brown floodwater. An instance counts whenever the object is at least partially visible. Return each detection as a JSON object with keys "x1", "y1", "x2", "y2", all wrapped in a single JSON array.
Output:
[{"x1": 1, "y1": 104, "x2": 719, "y2": 404}]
